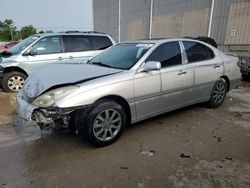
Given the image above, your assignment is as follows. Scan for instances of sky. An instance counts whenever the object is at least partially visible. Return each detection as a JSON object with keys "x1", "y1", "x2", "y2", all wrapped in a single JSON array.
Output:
[{"x1": 0, "y1": 0, "x2": 93, "y2": 32}]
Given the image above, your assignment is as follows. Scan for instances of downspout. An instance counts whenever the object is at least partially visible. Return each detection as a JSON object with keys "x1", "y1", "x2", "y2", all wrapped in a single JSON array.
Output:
[
  {"x1": 149, "y1": 0, "x2": 154, "y2": 39},
  {"x1": 118, "y1": 0, "x2": 121, "y2": 42},
  {"x1": 208, "y1": 0, "x2": 215, "y2": 37},
  {"x1": 92, "y1": 0, "x2": 94, "y2": 31}
]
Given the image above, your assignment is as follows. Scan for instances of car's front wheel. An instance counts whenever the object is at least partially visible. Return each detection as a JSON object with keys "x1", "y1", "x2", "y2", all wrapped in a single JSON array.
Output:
[
  {"x1": 2, "y1": 71, "x2": 27, "y2": 92},
  {"x1": 207, "y1": 78, "x2": 227, "y2": 108},
  {"x1": 79, "y1": 100, "x2": 127, "y2": 147}
]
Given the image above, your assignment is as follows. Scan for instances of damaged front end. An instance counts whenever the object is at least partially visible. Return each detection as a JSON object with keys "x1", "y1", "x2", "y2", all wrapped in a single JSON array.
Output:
[
  {"x1": 16, "y1": 85, "x2": 88, "y2": 131},
  {"x1": 32, "y1": 105, "x2": 90, "y2": 132},
  {"x1": 32, "y1": 106, "x2": 76, "y2": 129}
]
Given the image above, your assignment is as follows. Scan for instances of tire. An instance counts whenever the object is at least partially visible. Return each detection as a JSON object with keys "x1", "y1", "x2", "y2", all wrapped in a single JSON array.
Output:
[
  {"x1": 2, "y1": 71, "x2": 27, "y2": 92},
  {"x1": 242, "y1": 74, "x2": 250, "y2": 81},
  {"x1": 207, "y1": 78, "x2": 227, "y2": 108},
  {"x1": 78, "y1": 100, "x2": 127, "y2": 147}
]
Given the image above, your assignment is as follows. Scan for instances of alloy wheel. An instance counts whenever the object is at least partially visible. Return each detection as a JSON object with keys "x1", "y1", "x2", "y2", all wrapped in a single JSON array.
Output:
[
  {"x1": 212, "y1": 82, "x2": 226, "y2": 104},
  {"x1": 93, "y1": 109, "x2": 122, "y2": 141},
  {"x1": 7, "y1": 76, "x2": 25, "y2": 92}
]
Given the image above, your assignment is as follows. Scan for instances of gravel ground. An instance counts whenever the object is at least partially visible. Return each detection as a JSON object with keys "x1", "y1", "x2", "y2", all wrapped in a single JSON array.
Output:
[{"x1": 0, "y1": 81, "x2": 250, "y2": 188}]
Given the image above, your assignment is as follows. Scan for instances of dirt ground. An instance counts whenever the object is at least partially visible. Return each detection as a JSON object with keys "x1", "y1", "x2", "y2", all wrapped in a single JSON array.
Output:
[{"x1": 0, "y1": 81, "x2": 250, "y2": 188}]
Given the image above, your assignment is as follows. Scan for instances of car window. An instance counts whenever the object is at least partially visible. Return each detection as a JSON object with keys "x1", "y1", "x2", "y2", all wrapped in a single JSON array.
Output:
[
  {"x1": 183, "y1": 41, "x2": 214, "y2": 63},
  {"x1": 146, "y1": 41, "x2": 182, "y2": 68},
  {"x1": 31, "y1": 36, "x2": 61, "y2": 55},
  {"x1": 88, "y1": 43, "x2": 153, "y2": 70},
  {"x1": 89, "y1": 36, "x2": 113, "y2": 50},
  {"x1": 63, "y1": 35, "x2": 93, "y2": 52}
]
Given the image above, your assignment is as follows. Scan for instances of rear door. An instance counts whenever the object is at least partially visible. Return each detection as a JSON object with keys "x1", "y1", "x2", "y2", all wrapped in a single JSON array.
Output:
[
  {"x1": 63, "y1": 35, "x2": 113, "y2": 64},
  {"x1": 182, "y1": 41, "x2": 223, "y2": 103},
  {"x1": 63, "y1": 35, "x2": 94, "y2": 64},
  {"x1": 88, "y1": 35, "x2": 113, "y2": 51}
]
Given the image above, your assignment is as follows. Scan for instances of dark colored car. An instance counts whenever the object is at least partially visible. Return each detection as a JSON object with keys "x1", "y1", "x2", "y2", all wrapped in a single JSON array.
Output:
[
  {"x1": 184, "y1": 36, "x2": 217, "y2": 48},
  {"x1": 239, "y1": 57, "x2": 250, "y2": 80},
  {"x1": 0, "y1": 41, "x2": 19, "y2": 51}
]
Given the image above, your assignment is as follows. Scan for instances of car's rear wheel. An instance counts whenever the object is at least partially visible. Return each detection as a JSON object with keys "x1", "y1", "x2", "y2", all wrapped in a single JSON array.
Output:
[
  {"x1": 2, "y1": 71, "x2": 27, "y2": 92},
  {"x1": 78, "y1": 100, "x2": 126, "y2": 147},
  {"x1": 207, "y1": 78, "x2": 227, "y2": 108}
]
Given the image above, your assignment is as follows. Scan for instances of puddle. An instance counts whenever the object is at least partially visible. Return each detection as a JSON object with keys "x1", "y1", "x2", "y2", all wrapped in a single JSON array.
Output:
[{"x1": 168, "y1": 160, "x2": 250, "y2": 188}]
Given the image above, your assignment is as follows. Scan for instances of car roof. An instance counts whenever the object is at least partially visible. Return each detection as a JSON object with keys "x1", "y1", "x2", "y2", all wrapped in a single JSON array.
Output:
[
  {"x1": 120, "y1": 38, "x2": 216, "y2": 47},
  {"x1": 34, "y1": 31, "x2": 112, "y2": 37}
]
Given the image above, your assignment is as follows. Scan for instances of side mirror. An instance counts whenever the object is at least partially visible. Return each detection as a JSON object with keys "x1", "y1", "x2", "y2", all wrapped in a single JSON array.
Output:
[
  {"x1": 29, "y1": 48, "x2": 37, "y2": 56},
  {"x1": 138, "y1": 61, "x2": 161, "y2": 73}
]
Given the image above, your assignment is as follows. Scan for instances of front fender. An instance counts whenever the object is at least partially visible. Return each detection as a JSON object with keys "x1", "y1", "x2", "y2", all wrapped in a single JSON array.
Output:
[{"x1": 55, "y1": 80, "x2": 134, "y2": 108}]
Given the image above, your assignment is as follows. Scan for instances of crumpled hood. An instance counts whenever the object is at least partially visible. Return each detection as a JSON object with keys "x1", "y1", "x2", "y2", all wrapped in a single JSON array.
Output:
[{"x1": 23, "y1": 64, "x2": 122, "y2": 99}]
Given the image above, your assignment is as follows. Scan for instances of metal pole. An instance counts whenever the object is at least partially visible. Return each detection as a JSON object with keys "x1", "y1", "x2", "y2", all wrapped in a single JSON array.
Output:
[
  {"x1": 91, "y1": 0, "x2": 94, "y2": 31},
  {"x1": 118, "y1": 0, "x2": 121, "y2": 42},
  {"x1": 19, "y1": 30, "x2": 22, "y2": 40},
  {"x1": 149, "y1": 0, "x2": 154, "y2": 39},
  {"x1": 10, "y1": 28, "x2": 13, "y2": 41},
  {"x1": 208, "y1": 0, "x2": 215, "y2": 37}
]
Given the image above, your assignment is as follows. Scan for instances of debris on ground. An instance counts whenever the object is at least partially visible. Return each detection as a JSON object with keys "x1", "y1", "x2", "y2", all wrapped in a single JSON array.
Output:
[
  {"x1": 140, "y1": 149, "x2": 156, "y2": 156},
  {"x1": 120, "y1": 166, "x2": 128, "y2": 170},
  {"x1": 180, "y1": 153, "x2": 191, "y2": 158},
  {"x1": 212, "y1": 135, "x2": 223, "y2": 142},
  {"x1": 137, "y1": 182, "x2": 144, "y2": 188},
  {"x1": 225, "y1": 157, "x2": 233, "y2": 161}
]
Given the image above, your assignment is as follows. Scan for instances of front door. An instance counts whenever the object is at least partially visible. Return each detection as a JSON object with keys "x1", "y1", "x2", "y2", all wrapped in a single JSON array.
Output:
[
  {"x1": 134, "y1": 41, "x2": 191, "y2": 119},
  {"x1": 26, "y1": 36, "x2": 65, "y2": 73},
  {"x1": 148, "y1": 41, "x2": 190, "y2": 111},
  {"x1": 134, "y1": 69, "x2": 161, "y2": 119}
]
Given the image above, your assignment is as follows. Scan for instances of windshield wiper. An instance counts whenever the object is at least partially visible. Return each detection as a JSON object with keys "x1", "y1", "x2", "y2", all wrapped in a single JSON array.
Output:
[{"x1": 91, "y1": 62, "x2": 112, "y2": 68}]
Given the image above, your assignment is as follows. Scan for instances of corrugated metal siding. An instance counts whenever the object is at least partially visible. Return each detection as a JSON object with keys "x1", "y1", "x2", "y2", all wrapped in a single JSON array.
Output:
[
  {"x1": 93, "y1": 0, "x2": 119, "y2": 41},
  {"x1": 152, "y1": 0, "x2": 211, "y2": 38},
  {"x1": 93, "y1": 0, "x2": 250, "y2": 46},
  {"x1": 120, "y1": 0, "x2": 151, "y2": 41},
  {"x1": 224, "y1": 1, "x2": 250, "y2": 45},
  {"x1": 211, "y1": 0, "x2": 250, "y2": 45},
  {"x1": 210, "y1": 0, "x2": 231, "y2": 44}
]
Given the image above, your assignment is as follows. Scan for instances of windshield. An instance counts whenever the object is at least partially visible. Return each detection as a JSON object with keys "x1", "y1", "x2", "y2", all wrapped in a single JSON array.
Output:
[
  {"x1": 8, "y1": 35, "x2": 40, "y2": 54},
  {"x1": 88, "y1": 43, "x2": 154, "y2": 70}
]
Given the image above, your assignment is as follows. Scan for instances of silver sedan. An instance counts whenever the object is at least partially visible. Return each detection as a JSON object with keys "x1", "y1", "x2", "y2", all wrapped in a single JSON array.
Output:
[{"x1": 17, "y1": 38, "x2": 241, "y2": 146}]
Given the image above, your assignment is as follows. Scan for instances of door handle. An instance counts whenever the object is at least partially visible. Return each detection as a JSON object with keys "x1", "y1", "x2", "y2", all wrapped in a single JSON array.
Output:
[
  {"x1": 57, "y1": 57, "x2": 63, "y2": 60},
  {"x1": 213, "y1": 64, "x2": 221, "y2": 68},
  {"x1": 177, "y1": 70, "x2": 187, "y2": 75},
  {"x1": 69, "y1": 56, "x2": 74, "y2": 59}
]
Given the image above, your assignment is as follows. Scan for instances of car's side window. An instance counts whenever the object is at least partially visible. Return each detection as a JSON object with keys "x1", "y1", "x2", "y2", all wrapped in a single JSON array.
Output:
[
  {"x1": 31, "y1": 36, "x2": 61, "y2": 55},
  {"x1": 183, "y1": 41, "x2": 214, "y2": 63},
  {"x1": 146, "y1": 41, "x2": 182, "y2": 68},
  {"x1": 63, "y1": 35, "x2": 93, "y2": 52},
  {"x1": 89, "y1": 36, "x2": 113, "y2": 50}
]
